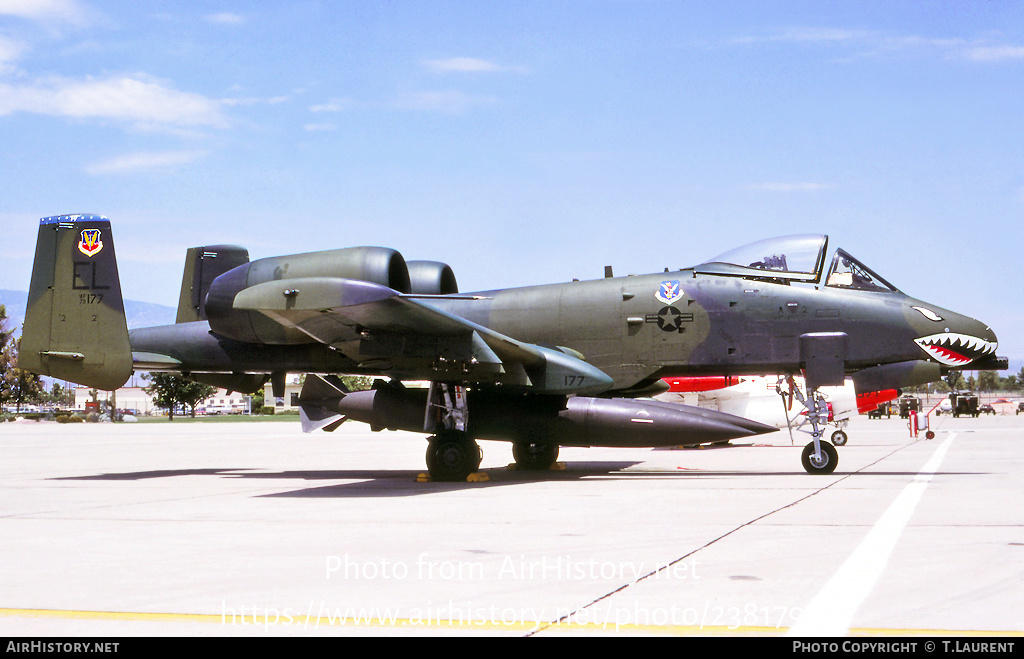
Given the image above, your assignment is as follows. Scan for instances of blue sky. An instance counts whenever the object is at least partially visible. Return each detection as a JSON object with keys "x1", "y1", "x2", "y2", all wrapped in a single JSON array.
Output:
[{"x1": 2, "y1": 1, "x2": 1022, "y2": 367}]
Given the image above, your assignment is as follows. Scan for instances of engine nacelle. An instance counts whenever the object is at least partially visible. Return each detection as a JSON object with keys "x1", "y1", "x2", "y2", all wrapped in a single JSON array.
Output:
[
  {"x1": 407, "y1": 260, "x2": 458, "y2": 295},
  {"x1": 205, "y1": 246, "x2": 411, "y2": 343}
]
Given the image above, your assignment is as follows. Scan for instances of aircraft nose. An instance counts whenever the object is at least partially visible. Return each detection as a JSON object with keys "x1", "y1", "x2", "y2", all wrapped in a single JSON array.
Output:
[{"x1": 911, "y1": 306, "x2": 998, "y2": 368}]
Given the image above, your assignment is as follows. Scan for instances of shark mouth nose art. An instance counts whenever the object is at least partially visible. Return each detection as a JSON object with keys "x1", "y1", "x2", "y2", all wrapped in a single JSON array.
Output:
[{"x1": 914, "y1": 333, "x2": 998, "y2": 367}]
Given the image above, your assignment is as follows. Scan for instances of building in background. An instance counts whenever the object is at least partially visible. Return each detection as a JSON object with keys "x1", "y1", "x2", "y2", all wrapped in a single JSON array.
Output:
[{"x1": 73, "y1": 386, "x2": 253, "y2": 415}]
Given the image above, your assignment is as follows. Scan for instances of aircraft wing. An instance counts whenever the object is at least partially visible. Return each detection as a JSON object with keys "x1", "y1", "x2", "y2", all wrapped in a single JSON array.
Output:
[{"x1": 232, "y1": 277, "x2": 613, "y2": 395}]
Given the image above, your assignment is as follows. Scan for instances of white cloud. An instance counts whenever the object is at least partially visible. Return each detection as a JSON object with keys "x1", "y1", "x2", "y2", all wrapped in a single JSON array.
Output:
[
  {"x1": 748, "y1": 182, "x2": 833, "y2": 193},
  {"x1": 0, "y1": 0, "x2": 92, "y2": 27},
  {"x1": 963, "y1": 46, "x2": 1024, "y2": 62},
  {"x1": 422, "y1": 57, "x2": 526, "y2": 74},
  {"x1": 395, "y1": 90, "x2": 497, "y2": 114},
  {"x1": 84, "y1": 150, "x2": 208, "y2": 175},
  {"x1": 203, "y1": 12, "x2": 245, "y2": 26},
  {"x1": 0, "y1": 35, "x2": 25, "y2": 72},
  {"x1": 222, "y1": 94, "x2": 290, "y2": 108},
  {"x1": 732, "y1": 26, "x2": 1024, "y2": 65},
  {"x1": 773, "y1": 27, "x2": 876, "y2": 44},
  {"x1": 303, "y1": 122, "x2": 335, "y2": 132},
  {"x1": 0, "y1": 74, "x2": 227, "y2": 129},
  {"x1": 310, "y1": 98, "x2": 353, "y2": 113}
]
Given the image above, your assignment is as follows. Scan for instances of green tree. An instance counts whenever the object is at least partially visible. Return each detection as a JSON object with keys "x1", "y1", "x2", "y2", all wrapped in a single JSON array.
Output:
[
  {"x1": 1, "y1": 307, "x2": 45, "y2": 412},
  {"x1": 143, "y1": 373, "x2": 217, "y2": 420},
  {"x1": 338, "y1": 375, "x2": 373, "y2": 391},
  {"x1": 0, "y1": 304, "x2": 15, "y2": 408},
  {"x1": 47, "y1": 382, "x2": 75, "y2": 409}
]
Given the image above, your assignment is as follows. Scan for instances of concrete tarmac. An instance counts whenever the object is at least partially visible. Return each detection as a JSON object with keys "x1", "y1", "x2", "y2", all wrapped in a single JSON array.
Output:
[{"x1": 0, "y1": 411, "x2": 1021, "y2": 637}]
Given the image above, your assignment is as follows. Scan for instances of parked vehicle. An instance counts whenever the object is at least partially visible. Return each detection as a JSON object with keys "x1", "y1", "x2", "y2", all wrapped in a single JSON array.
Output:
[
  {"x1": 898, "y1": 396, "x2": 920, "y2": 419},
  {"x1": 952, "y1": 394, "x2": 979, "y2": 418}
]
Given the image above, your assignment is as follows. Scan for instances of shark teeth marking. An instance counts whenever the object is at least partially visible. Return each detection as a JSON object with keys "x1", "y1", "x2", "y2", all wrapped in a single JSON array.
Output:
[{"x1": 914, "y1": 333, "x2": 998, "y2": 367}]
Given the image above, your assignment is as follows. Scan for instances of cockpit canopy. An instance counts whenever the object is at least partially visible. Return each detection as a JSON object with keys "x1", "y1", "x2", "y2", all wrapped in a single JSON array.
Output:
[{"x1": 694, "y1": 234, "x2": 900, "y2": 293}]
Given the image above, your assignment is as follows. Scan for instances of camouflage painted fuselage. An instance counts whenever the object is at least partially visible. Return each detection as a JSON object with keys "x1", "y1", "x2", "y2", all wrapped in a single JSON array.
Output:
[{"x1": 24, "y1": 215, "x2": 1001, "y2": 399}]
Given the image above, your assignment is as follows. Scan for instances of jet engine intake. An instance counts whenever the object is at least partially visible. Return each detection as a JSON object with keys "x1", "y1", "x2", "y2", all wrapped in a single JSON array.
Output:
[{"x1": 407, "y1": 260, "x2": 458, "y2": 295}]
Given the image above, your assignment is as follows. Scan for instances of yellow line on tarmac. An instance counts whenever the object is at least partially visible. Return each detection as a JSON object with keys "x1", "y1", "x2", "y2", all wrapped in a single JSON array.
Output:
[
  {"x1": 0, "y1": 607, "x2": 776, "y2": 634},
  {"x1": 1, "y1": 608, "x2": 218, "y2": 625},
  {"x1": 1, "y1": 607, "x2": 1021, "y2": 636}
]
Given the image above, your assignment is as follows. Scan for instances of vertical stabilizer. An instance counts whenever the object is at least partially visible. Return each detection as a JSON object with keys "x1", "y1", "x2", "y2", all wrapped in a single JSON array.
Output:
[{"x1": 20, "y1": 215, "x2": 132, "y2": 390}]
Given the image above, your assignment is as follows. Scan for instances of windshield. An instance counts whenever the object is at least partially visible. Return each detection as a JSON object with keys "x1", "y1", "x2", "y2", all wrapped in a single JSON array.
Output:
[
  {"x1": 824, "y1": 249, "x2": 900, "y2": 293},
  {"x1": 697, "y1": 234, "x2": 828, "y2": 283}
]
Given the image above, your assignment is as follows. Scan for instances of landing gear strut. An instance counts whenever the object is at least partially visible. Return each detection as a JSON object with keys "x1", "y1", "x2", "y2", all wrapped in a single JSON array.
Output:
[
  {"x1": 801, "y1": 387, "x2": 839, "y2": 475},
  {"x1": 779, "y1": 376, "x2": 840, "y2": 475},
  {"x1": 423, "y1": 382, "x2": 481, "y2": 481}
]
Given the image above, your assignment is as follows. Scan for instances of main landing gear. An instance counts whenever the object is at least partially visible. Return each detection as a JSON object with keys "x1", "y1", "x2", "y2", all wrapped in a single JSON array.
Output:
[
  {"x1": 511, "y1": 439, "x2": 560, "y2": 471},
  {"x1": 422, "y1": 382, "x2": 562, "y2": 481},
  {"x1": 425, "y1": 429, "x2": 481, "y2": 482},
  {"x1": 424, "y1": 383, "x2": 480, "y2": 482}
]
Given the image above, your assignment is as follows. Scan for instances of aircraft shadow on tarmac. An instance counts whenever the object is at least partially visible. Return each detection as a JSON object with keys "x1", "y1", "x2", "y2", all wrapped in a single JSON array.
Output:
[
  {"x1": 51, "y1": 468, "x2": 251, "y2": 481},
  {"x1": 246, "y1": 462, "x2": 650, "y2": 498},
  {"x1": 48, "y1": 463, "x2": 650, "y2": 498},
  {"x1": 49, "y1": 462, "x2": 986, "y2": 498}
]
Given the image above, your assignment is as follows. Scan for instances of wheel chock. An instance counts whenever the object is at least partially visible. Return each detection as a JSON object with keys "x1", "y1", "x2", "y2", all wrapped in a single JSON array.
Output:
[
  {"x1": 505, "y1": 462, "x2": 568, "y2": 471},
  {"x1": 415, "y1": 472, "x2": 490, "y2": 483}
]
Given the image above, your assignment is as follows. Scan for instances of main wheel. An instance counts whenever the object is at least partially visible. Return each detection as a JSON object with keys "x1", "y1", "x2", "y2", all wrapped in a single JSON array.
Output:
[
  {"x1": 426, "y1": 431, "x2": 481, "y2": 482},
  {"x1": 831, "y1": 430, "x2": 848, "y2": 446},
  {"x1": 801, "y1": 440, "x2": 838, "y2": 475},
  {"x1": 512, "y1": 440, "x2": 559, "y2": 471}
]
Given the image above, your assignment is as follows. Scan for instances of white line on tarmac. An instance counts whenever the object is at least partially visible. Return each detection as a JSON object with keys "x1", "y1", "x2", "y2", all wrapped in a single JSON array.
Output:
[{"x1": 787, "y1": 433, "x2": 956, "y2": 637}]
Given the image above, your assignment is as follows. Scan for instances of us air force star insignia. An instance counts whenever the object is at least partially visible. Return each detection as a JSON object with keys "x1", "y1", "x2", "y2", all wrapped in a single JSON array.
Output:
[
  {"x1": 656, "y1": 280, "x2": 683, "y2": 304},
  {"x1": 657, "y1": 306, "x2": 683, "y2": 332}
]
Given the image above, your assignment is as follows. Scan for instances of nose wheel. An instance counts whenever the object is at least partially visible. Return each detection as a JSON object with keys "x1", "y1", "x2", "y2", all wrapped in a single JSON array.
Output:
[
  {"x1": 793, "y1": 384, "x2": 840, "y2": 475},
  {"x1": 801, "y1": 439, "x2": 838, "y2": 474}
]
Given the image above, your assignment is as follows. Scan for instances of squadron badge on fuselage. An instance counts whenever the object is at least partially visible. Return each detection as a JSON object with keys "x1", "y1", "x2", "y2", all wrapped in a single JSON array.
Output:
[{"x1": 656, "y1": 280, "x2": 683, "y2": 304}]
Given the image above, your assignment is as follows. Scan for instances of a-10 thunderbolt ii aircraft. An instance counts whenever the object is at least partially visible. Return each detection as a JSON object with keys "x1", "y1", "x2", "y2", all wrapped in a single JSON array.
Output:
[{"x1": 21, "y1": 215, "x2": 1004, "y2": 480}]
